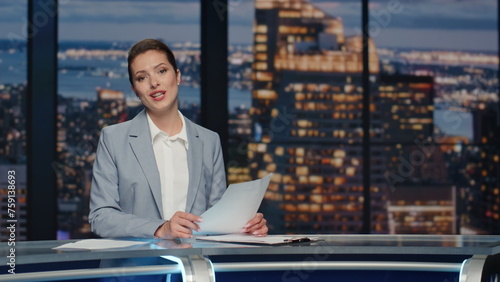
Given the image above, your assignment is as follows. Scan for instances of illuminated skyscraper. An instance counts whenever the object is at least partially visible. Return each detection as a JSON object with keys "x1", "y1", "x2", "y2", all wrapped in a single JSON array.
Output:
[
  {"x1": 0, "y1": 84, "x2": 27, "y2": 241},
  {"x1": 387, "y1": 185, "x2": 456, "y2": 234},
  {"x1": 374, "y1": 75, "x2": 434, "y2": 142},
  {"x1": 228, "y1": 107, "x2": 253, "y2": 184},
  {"x1": 458, "y1": 103, "x2": 500, "y2": 234},
  {"x1": 96, "y1": 88, "x2": 127, "y2": 127},
  {"x1": 249, "y1": 0, "x2": 380, "y2": 233},
  {"x1": 375, "y1": 74, "x2": 441, "y2": 196},
  {"x1": 373, "y1": 74, "x2": 453, "y2": 234}
]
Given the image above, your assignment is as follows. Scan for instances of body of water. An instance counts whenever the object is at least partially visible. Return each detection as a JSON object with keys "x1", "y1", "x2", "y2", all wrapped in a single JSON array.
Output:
[
  {"x1": 1, "y1": 51, "x2": 251, "y2": 110},
  {"x1": 0, "y1": 51, "x2": 475, "y2": 140},
  {"x1": 0, "y1": 50, "x2": 27, "y2": 84},
  {"x1": 58, "y1": 55, "x2": 252, "y2": 110}
]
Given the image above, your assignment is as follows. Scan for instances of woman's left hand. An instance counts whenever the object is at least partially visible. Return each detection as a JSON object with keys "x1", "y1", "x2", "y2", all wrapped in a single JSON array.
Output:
[{"x1": 241, "y1": 213, "x2": 268, "y2": 236}]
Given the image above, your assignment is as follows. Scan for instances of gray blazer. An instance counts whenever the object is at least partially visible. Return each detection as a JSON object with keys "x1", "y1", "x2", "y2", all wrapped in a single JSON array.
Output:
[{"x1": 89, "y1": 109, "x2": 226, "y2": 238}]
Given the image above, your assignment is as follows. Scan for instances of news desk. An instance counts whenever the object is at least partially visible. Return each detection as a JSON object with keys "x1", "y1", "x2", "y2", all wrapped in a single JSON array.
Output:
[{"x1": 1, "y1": 235, "x2": 499, "y2": 282}]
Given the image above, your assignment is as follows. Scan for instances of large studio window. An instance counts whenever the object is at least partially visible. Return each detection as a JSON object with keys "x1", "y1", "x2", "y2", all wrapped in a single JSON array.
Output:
[
  {"x1": 369, "y1": 0, "x2": 499, "y2": 234},
  {"x1": 228, "y1": 0, "x2": 365, "y2": 234},
  {"x1": 56, "y1": 0, "x2": 201, "y2": 239}
]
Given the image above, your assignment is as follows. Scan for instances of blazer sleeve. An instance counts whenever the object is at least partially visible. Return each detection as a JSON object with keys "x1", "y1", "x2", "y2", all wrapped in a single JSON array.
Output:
[
  {"x1": 88, "y1": 129, "x2": 165, "y2": 238},
  {"x1": 207, "y1": 132, "x2": 227, "y2": 209}
]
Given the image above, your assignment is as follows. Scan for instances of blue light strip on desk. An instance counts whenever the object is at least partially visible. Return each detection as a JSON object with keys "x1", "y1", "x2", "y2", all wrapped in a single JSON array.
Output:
[
  {"x1": 212, "y1": 261, "x2": 462, "y2": 273},
  {"x1": 0, "y1": 265, "x2": 181, "y2": 282},
  {"x1": 0, "y1": 259, "x2": 466, "y2": 281}
]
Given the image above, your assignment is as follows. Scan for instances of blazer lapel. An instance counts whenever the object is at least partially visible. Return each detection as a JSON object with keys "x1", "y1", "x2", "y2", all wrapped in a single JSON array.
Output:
[
  {"x1": 185, "y1": 119, "x2": 202, "y2": 213},
  {"x1": 128, "y1": 109, "x2": 164, "y2": 218}
]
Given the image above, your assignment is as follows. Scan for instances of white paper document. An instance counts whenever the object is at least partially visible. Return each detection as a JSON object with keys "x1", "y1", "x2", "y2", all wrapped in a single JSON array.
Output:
[
  {"x1": 53, "y1": 239, "x2": 149, "y2": 250},
  {"x1": 196, "y1": 173, "x2": 272, "y2": 235}
]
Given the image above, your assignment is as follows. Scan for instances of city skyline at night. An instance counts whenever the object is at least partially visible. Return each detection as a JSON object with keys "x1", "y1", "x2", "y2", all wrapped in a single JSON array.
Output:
[
  {"x1": 241, "y1": 0, "x2": 499, "y2": 235},
  {"x1": 0, "y1": 40, "x2": 500, "y2": 236},
  {"x1": 0, "y1": 0, "x2": 496, "y2": 50},
  {"x1": 0, "y1": 0, "x2": 499, "y2": 240}
]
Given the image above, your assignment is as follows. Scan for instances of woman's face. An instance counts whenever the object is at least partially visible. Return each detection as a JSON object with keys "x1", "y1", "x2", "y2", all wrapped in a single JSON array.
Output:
[{"x1": 130, "y1": 50, "x2": 181, "y2": 114}]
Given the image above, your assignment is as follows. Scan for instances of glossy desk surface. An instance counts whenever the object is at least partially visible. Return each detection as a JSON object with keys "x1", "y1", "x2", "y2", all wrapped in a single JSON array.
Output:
[{"x1": 2, "y1": 235, "x2": 500, "y2": 265}]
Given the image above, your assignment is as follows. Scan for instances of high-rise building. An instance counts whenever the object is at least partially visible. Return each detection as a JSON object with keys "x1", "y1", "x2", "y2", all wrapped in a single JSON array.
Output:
[
  {"x1": 458, "y1": 103, "x2": 500, "y2": 234},
  {"x1": 0, "y1": 84, "x2": 27, "y2": 241},
  {"x1": 249, "y1": 0, "x2": 380, "y2": 233},
  {"x1": 387, "y1": 185, "x2": 456, "y2": 234},
  {"x1": 96, "y1": 88, "x2": 127, "y2": 127},
  {"x1": 0, "y1": 84, "x2": 27, "y2": 164},
  {"x1": 374, "y1": 75, "x2": 434, "y2": 142},
  {"x1": 228, "y1": 106, "x2": 253, "y2": 184}
]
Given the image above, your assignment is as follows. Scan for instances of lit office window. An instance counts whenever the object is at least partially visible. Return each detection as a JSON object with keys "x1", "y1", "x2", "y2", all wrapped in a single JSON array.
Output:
[
  {"x1": 370, "y1": 0, "x2": 499, "y2": 235},
  {"x1": 57, "y1": 0, "x2": 201, "y2": 239},
  {"x1": 228, "y1": 0, "x2": 364, "y2": 234},
  {"x1": 0, "y1": 1, "x2": 28, "y2": 241}
]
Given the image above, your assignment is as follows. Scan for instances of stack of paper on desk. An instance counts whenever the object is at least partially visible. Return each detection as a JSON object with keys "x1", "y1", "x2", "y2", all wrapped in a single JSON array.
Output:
[
  {"x1": 196, "y1": 173, "x2": 272, "y2": 235},
  {"x1": 53, "y1": 239, "x2": 149, "y2": 250}
]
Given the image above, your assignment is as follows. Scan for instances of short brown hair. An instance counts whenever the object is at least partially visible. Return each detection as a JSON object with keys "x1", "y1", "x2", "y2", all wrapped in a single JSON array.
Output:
[{"x1": 127, "y1": 39, "x2": 178, "y2": 85}]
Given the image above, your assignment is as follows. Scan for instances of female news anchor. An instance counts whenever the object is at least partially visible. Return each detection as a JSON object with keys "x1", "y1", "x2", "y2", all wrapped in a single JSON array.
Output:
[{"x1": 89, "y1": 39, "x2": 267, "y2": 239}]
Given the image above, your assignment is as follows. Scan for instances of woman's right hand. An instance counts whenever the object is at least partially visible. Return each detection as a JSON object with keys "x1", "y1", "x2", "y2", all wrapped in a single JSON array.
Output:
[{"x1": 154, "y1": 211, "x2": 202, "y2": 239}]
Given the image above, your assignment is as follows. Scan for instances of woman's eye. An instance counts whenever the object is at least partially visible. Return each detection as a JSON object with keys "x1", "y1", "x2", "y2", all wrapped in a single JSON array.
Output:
[
  {"x1": 159, "y1": 69, "x2": 167, "y2": 74},
  {"x1": 136, "y1": 76, "x2": 145, "y2": 82}
]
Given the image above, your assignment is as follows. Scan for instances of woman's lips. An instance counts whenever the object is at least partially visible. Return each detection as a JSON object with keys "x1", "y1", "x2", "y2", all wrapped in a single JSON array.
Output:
[{"x1": 150, "y1": 91, "x2": 166, "y2": 101}]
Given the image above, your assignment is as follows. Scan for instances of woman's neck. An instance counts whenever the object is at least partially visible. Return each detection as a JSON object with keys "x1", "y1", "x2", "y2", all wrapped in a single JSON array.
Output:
[{"x1": 147, "y1": 108, "x2": 182, "y2": 136}]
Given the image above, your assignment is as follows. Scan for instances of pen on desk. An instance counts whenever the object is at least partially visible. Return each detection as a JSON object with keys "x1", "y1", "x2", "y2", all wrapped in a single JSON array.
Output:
[{"x1": 284, "y1": 237, "x2": 311, "y2": 243}]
